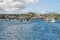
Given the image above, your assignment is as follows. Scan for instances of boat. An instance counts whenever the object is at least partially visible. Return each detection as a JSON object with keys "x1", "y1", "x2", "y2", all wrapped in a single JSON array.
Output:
[{"x1": 45, "y1": 17, "x2": 56, "y2": 23}]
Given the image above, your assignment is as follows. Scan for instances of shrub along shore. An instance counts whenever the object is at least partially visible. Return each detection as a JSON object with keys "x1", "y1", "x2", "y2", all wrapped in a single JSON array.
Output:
[{"x1": 0, "y1": 12, "x2": 60, "y2": 20}]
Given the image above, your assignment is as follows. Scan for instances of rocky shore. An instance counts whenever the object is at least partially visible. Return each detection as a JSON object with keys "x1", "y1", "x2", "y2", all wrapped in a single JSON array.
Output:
[{"x1": 0, "y1": 12, "x2": 60, "y2": 20}]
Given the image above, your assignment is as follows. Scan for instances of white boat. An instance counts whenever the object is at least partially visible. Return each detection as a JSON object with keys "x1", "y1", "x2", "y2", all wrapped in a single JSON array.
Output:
[{"x1": 45, "y1": 17, "x2": 56, "y2": 23}]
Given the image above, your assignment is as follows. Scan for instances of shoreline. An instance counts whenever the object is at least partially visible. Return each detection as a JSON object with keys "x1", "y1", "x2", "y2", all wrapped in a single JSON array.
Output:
[{"x1": 0, "y1": 12, "x2": 60, "y2": 20}]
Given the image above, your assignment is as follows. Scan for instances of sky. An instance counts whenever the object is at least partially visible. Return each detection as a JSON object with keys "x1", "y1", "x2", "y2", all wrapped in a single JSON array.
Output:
[{"x1": 0, "y1": 0, "x2": 60, "y2": 14}]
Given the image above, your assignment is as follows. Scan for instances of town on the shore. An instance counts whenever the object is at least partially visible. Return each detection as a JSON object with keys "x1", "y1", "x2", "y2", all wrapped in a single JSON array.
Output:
[{"x1": 0, "y1": 12, "x2": 60, "y2": 21}]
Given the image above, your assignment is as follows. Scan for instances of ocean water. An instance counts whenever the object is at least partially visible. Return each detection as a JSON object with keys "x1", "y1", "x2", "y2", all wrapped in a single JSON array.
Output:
[{"x1": 0, "y1": 19, "x2": 60, "y2": 40}]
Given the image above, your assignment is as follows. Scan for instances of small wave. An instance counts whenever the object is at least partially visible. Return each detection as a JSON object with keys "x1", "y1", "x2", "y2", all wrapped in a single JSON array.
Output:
[{"x1": 0, "y1": 23, "x2": 34, "y2": 40}]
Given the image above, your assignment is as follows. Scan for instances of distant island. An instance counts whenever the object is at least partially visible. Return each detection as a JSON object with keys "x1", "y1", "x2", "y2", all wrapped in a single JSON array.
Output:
[{"x1": 0, "y1": 12, "x2": 60, "y2": 20}]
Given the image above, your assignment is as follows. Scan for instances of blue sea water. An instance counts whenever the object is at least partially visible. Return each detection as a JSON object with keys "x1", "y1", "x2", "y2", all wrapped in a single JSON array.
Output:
[{"x1": 0, "y1": 19, "x2": 60, "y2": 40}]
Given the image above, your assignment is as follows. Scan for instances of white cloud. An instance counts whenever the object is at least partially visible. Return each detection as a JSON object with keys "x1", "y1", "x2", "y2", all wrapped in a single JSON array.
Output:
[
  {"x1": 25, "y1": 0, "x2": 38, "y2": 3},
  {"x1": 0, "y1": 0, "x2": 39, "y2": 14}
]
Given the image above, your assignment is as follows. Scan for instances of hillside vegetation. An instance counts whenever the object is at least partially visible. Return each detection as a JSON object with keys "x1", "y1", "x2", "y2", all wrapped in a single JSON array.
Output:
[{"x1": 0, "y1": 12, "x2": 60, "y2": 20}]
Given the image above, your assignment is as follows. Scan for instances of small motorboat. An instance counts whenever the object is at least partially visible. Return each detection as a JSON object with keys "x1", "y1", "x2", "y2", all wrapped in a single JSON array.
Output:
[{"x1": 45, "y1": 17, "x2": 56, "y2": 23}]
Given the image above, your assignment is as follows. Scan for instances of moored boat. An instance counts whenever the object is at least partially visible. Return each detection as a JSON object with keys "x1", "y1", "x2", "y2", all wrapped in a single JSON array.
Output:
[{"x1": 45, "y1": 17, "x2": 56, "y2": 23}]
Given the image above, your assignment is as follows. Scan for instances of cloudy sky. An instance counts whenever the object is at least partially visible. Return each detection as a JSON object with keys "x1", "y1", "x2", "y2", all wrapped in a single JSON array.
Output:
[{"x1": 0, "y1": 0, "x2": 60, "y2": 14}]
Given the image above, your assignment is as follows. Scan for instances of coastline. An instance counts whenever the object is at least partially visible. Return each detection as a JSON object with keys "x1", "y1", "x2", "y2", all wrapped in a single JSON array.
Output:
[{"x1": 0, "y1": 12, "x2": 60, "y2": 20}]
